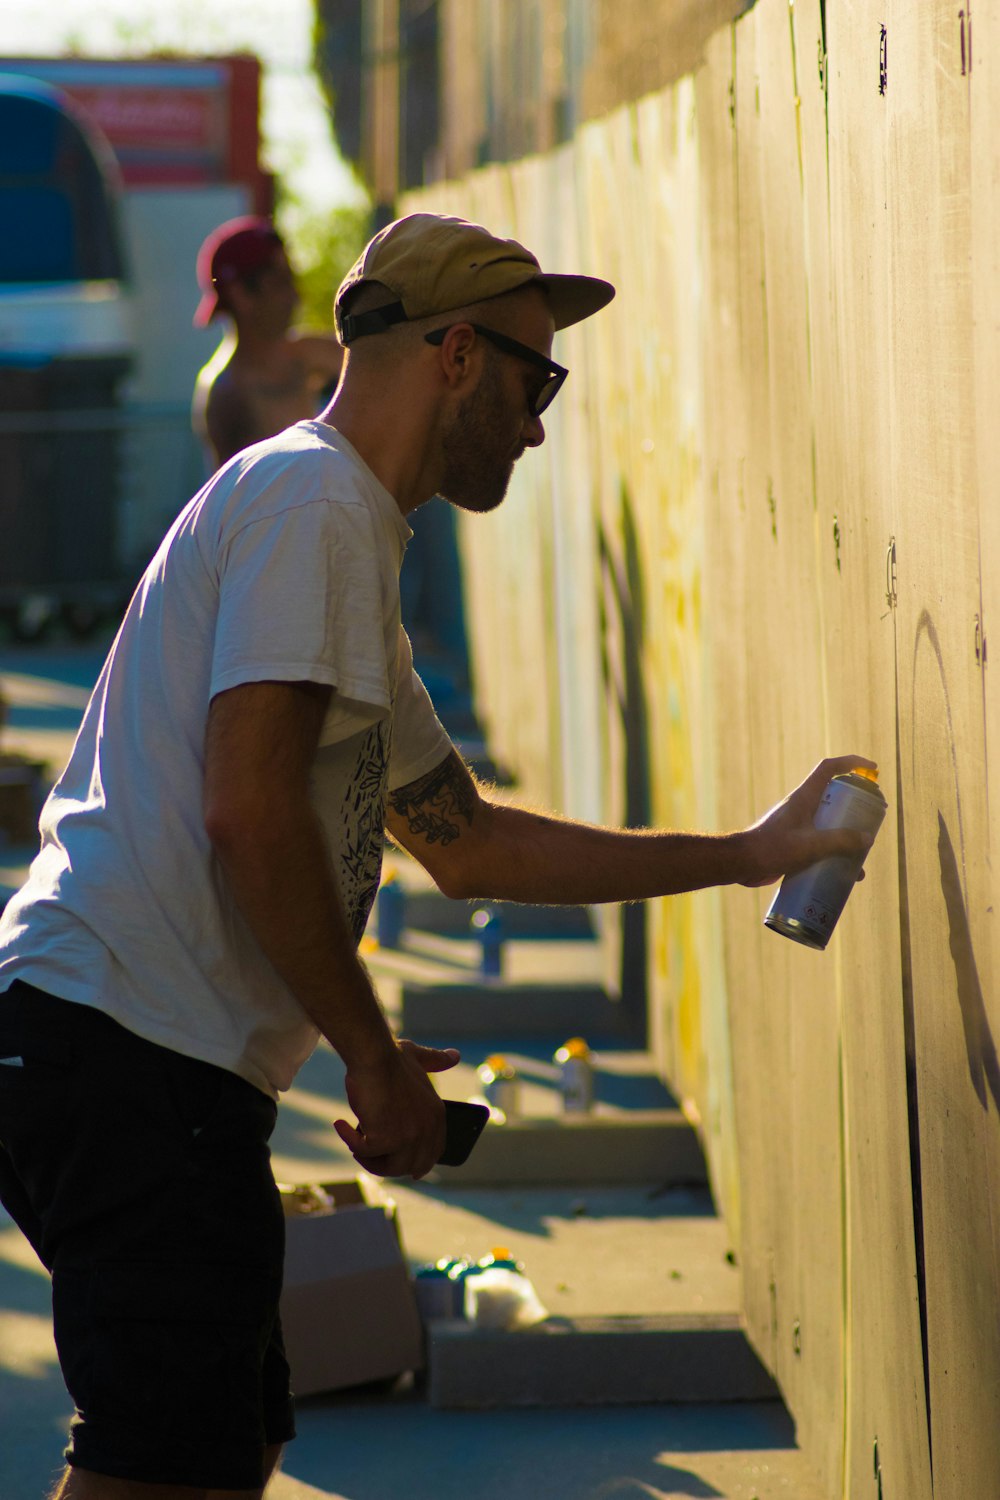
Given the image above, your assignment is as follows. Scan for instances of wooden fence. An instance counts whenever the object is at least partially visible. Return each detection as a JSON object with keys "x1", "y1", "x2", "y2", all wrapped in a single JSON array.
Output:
[{"x1": 404, "y1": 3, "x2": 1000, "y2": 1494}]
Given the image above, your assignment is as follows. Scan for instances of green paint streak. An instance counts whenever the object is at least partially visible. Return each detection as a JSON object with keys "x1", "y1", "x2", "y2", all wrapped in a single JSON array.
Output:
[
  {"x1": 788, "y1": 0, "x2": 804, "y2": 188},
  {"x1": 629, "y1": 103, "x2": 641, "y2": 166},
  {"x1": 838, "y1": 1036, "x2": 851, "y2": 1500},
  {"x1": 818, "y1": 0, "x2": 830, "y2": 134}
]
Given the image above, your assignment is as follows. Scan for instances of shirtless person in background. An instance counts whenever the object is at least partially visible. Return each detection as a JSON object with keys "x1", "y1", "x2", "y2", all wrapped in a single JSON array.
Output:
[{"x1": 191, "y1": 217, "x2": 344, "y2": 470}]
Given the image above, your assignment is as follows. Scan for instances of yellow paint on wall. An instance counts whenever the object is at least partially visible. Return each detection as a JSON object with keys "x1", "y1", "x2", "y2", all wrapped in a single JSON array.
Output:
[{"x1": 402, "y1": 1, "x2": 998, "y2": 1494}]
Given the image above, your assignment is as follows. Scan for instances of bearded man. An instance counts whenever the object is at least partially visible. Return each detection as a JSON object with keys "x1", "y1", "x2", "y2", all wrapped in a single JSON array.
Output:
[{"x1": 0, "y1": 213, "x2": 873, "y2": 1500}]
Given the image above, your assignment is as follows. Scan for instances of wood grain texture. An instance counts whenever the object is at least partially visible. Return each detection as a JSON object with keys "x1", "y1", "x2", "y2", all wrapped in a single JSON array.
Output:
[{"x1": 402, "y1": 1, "x2": 999, "y2": 1492}]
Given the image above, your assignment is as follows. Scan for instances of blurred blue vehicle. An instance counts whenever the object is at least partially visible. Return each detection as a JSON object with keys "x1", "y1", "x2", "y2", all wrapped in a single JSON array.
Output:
[{"x1": 0, "y1": 73, "x2": 134, "y2": 638}]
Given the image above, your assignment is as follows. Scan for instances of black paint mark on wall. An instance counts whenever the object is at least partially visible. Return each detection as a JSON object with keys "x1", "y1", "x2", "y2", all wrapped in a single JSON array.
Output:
[
  {"x1": 816, "y1": 1, "x2": 831, "y2": 195},
  {"x1": 893, "y1": 677, "x2": 933, "y2": 1477},
  {"x1": 912, "y1": 609, "x2": 966, "y2": 871},
  {"x1": 596, "y1": 483, "x2": 651, "y2": 1041},
  {"x1": 960, "y1": 7, "x2": 973, "y2": 76},
  {"x1": 937, "y1": 812, "x2": 1000, "y2": 1113},
  {"x1": 900, "y1": 606, "x2": 979, "y2": 1477}
]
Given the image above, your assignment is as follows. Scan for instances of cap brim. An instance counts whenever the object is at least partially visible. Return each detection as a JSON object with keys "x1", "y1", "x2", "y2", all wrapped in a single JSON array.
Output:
[
  {"x1": 192, "y1": 290, "x2": 220, "y2": 328},
  {"x1": 538, "y1": 273, "x2": 615, "y2": 331}
]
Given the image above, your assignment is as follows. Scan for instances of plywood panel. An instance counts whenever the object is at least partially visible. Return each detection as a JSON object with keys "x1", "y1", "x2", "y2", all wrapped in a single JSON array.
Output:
[
  {"x1": 506, "y1": 151, "x2": 580, "y2": 811},
  {"x1": 971, "y1": 0, "x2": 1000, "y2": 1282},
  {"x1": 886, "y1": 5, "x2": 1000, "y2": 1495},
  {"x1": 710, "y1": 8, "x2": 793, "y2": 1390},
  {"x1": 576, "y1": 108, "x2": 644, "y2": 844},
  {"x1": 968, "y1": 5, "x2": 1000, "y2": 1475},
  {"x1": 970, "y1": 0, "x2": 1000, "y2": 1015},
  {"x1": 821, "y1": 2, "x2": 934, "y2": 1496},
  {"x1": 750, "y1": 1, "x2": 844, "y2": 1476},
  {"x1": 571, "y1": 112, "x2": 641, "y2": 1002},
  {"x1": 629, "y1": 85, "x2": 710, "y2": 1137},
  {"x1": 547, "y1": 151, "x2": 607, "y2": 830},
  {"x1": 693, "y1": 21, "x2": 747, "y2": 1243}
]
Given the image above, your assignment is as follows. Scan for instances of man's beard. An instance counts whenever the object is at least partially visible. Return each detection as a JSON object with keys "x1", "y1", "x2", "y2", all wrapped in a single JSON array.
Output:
[{"x1": 438, "y1": 355, "x2": 520, "y2": 514}]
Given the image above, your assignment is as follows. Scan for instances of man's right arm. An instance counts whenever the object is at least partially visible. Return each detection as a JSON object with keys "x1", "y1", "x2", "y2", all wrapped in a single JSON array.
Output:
[
  {"x1": 386, "y1": 751, "x2": 877, "y2": 907},
  {"x1": 203, "y1": 679, "x2": 456, "y2": 1177}
]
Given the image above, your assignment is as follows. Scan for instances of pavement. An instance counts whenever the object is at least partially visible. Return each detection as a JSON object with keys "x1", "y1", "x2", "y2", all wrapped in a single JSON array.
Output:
[{"x1": 0, "y1": 635, "x2": 829, "y2": 1500}]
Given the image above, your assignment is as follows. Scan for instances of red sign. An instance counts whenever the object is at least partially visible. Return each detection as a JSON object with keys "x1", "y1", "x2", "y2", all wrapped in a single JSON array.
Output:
[
  {"x1": 0, "y1": 56, "x2": 271, "y2": 211},
  {"x1": 68, "y1": 86, "x2": 226, "y2": 156}
]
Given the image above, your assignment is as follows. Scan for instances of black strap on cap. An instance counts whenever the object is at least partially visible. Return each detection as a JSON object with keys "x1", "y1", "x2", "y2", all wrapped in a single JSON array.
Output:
[{"x1": 339, "y1": 300, "x2": 410, "y2": 345}]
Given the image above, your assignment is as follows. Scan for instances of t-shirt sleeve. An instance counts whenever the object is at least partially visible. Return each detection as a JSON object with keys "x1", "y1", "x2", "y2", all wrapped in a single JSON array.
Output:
[
  {"x1": 389, "y1": 628, "x2": 455, "y2": 789},
  {"x1": 209, "y1": 499, "x2": 391, "y2": 709}
]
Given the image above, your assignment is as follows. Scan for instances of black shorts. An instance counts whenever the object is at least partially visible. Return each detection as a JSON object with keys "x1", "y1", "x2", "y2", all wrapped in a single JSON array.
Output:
[{"x1": 0, "y1": 981, "x2": 296, "y2": 1490}]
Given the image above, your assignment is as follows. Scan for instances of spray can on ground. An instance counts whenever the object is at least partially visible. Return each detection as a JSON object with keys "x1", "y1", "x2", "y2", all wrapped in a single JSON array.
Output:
[
  {"x1": 471, "y1": 907, "x2": 504, "y2": 978},
  {"x1": 458, "y1": 1248, "x2": 522, "y2": 1319},
  {"x1": 554, "y1": 1037, "x2": 595, "y2": 1112},
  {"x1": 477, "y1": 1054, "x2": 520, "y2": 1117},
  {"x1": 764, "y1": 767, "x2": 887, "y2": 951},
  {"x1": 376, "y1": 871, "x2": 405, "y2": 948},
  {"x1": 413, "y1": 1258, "x2": 468, "y2": 1321}
]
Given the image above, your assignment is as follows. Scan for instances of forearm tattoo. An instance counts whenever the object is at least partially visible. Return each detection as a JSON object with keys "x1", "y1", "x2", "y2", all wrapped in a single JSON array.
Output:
[{"x1": 389, "y1": 752, "x2": 476, "y2": 846}]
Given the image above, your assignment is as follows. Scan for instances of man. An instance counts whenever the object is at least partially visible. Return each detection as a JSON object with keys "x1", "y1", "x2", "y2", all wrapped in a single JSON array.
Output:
[
  {"x1": 191, "y1": 216, "x2": 343, "y2": 470},
  {"x1": 0, "y1": 212, "x2": 874, "y2": 1499}
]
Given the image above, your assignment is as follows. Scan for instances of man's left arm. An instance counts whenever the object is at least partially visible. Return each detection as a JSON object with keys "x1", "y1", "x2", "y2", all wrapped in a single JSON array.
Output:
[{"x1": 385, "y1": 750, "x2": 877, "y2": 904}]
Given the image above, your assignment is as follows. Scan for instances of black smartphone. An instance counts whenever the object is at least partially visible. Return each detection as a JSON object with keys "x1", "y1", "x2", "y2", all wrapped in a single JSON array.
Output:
[{"x1": 438, "y1": 1099, "x2": 490, "y2": 1166}]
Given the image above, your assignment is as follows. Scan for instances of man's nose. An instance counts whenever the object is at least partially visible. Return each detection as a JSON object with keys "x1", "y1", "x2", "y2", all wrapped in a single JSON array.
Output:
[{"x1": 523, "y1": 413, "x2": 545, "y2": 449}]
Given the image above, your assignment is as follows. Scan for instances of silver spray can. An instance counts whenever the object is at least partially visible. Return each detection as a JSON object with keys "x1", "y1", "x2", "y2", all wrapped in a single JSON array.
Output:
[
  {"x1": 764, "y1": 769, "x2": 887, "y2": 950},
  {"x1": 554, "y1": 1037, "x2": 595, "y2": 1112},
  {"x1": 477, "y1": 1054, "x2": 520, "y2": 1116}
]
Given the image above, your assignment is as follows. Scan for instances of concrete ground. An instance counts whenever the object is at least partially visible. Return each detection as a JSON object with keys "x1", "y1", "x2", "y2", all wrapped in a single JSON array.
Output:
[{"x1": 0, "y1": 639, "x2": 829, "y2": 1500}]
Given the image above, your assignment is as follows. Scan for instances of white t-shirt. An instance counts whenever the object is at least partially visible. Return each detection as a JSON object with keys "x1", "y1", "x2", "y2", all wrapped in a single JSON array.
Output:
[{"x1": 0, "y1": 421, "x2": 453, "y2": 1096}]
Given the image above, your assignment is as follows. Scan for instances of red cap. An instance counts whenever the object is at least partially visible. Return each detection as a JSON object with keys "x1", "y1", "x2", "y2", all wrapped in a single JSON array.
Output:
[{"x1": 193, "y1": 216, "x2": 284, "y2": 327}]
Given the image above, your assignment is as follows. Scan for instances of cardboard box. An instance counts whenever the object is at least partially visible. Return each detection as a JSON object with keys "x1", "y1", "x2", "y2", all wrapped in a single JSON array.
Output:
[{"x1": 279, "y1": 1178, "x2": 425, "y2": 1397}]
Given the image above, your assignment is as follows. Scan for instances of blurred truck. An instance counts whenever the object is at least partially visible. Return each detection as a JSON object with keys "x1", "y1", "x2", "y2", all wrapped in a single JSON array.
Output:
[{"x1": 0, "y1": 73, "x2": 134, "y2": 639}]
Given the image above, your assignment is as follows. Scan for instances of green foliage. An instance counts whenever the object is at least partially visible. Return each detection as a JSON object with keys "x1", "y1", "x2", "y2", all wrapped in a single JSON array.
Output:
[{"x1": 278, "y1": 198, "x2": 372, "y2": 333}]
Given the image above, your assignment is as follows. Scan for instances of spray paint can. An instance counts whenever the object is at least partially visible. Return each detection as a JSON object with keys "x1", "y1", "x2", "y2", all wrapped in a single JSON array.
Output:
[
  {"x1": 471, "y1": 907, "x2": 504, "y2": 978},
  {"x1": 376, "y1": 871, "x2": 405, "y2": 948},
  {"x1": 764, "y1": 768, "x2": 887, "y2": 950},
  {"x1": 477, "y1": 1054, "x2": 521, "y2": 1116},
  {"x1": 414, "y1": 1258, "x2": 468, "y2": 1321},
  {"x1": 554, "y1": 1037, "x2": 595, "y2": 1112}
]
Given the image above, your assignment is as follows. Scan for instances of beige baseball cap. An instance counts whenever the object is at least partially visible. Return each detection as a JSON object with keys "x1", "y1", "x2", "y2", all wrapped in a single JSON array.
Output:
[{"x1": 335, "y1": 212, "x2": 615, "y2": 344}]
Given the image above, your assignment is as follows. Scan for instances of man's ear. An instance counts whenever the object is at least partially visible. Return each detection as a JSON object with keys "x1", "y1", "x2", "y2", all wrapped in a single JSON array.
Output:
[{"x1": 436, "y1": 322, "x2": 480, "y2": 394}]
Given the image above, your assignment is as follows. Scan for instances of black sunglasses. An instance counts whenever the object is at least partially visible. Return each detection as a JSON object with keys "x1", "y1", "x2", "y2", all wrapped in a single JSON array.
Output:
[{"x1": 424, "y1": 323, "x2": 568, "y2": 417}]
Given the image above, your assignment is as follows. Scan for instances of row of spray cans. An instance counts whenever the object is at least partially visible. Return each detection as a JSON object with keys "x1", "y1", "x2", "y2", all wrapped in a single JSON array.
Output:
[
  {"x1": 476, "y1": 1037, "x2": 595, "y2": 1116},
  {"x1": 413, "y1": 1246, "x2": 523, "y2": 1320},
  {"x1": 413, "y1": 1246, "x2": 548, "y2": 1328}
]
